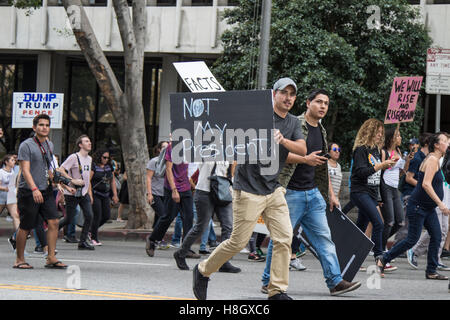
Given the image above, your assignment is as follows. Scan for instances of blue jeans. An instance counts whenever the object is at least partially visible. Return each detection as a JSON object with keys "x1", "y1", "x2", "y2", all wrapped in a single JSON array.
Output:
[
  {"x1": 171, "y1": 213, "x2": 183, "y2": 244},
  {"x1": 350, "y1": 192, "x2": 384, "y2": 257},
  {"x1": 262, "y1": 188, "x2": 343, "y2": 289},
  {"x1": 383, "y1": 201, "x2": 441, "y2": 274},
  {"x1": 200, "y1": 219, "x2": 216, "y2": 251},
  {"x1": 67, "y1": 205, "x2": 80, "y2": 238}
]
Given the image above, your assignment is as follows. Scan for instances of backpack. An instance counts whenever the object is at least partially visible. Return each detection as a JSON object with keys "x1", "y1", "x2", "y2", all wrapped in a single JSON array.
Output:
[{"x1": 154, "y1": 146, "x2": 168, "y2": 177}]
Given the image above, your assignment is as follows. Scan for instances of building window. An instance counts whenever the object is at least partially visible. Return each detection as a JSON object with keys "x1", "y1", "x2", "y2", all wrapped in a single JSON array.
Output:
[
  {"x1": 63, "y1": 59, "x2": 162, "y2": 162},
  {"x1": 0, "y1": 56, "x2": 38, "y2": 155},
  {"x1": 192, "y1": 0, "x2": 213, "y2": 6},
  {"x1": 157, "y1": 0, "x2": 176, "y2": 6}
]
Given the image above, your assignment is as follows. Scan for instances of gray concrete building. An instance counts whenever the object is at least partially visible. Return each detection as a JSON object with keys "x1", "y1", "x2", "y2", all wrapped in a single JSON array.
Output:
[{"x1": 0, "y1": 0, "x2": 448, "y2": 162}]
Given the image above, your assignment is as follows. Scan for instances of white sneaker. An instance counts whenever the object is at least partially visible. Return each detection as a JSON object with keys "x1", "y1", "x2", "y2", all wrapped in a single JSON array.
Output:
[
  {"x1": 289, "y1": 257, "x2": 307, "y2": 271},
  {"x1": 383, "y1": 263, "x2": 398, "y2": 273},
  {"x1": 91, "y1": 240, "x2": 103, "y2": 246},
  {"x1": 240, "y1": 247, "x2": 250, "y2": 254},
  {"x1": 437, "y1": 263, "x2": 450, "y2": 271}
]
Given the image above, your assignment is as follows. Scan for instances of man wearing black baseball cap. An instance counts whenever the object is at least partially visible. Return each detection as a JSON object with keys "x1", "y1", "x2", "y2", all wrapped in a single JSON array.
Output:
[{"x1": 192, "y1": 77, "x2": 306, "y2": 300}]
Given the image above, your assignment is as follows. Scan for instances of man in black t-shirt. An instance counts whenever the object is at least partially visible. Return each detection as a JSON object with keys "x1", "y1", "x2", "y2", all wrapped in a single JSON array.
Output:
[
  {"x1": 262, "y1": 89, "x2": 361, "y2": 296},
  {"x1": 193, "y1": 78, "x2": 306, "y2": 300}
]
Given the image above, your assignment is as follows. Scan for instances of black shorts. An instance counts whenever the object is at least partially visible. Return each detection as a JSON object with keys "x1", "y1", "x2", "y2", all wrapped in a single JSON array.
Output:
[
  {"x1": 17, "y1": 187, "x2": 59, "y2": 231},
  {"x1": 119, "y1": 180, "x2": 129, "y2": 204}
]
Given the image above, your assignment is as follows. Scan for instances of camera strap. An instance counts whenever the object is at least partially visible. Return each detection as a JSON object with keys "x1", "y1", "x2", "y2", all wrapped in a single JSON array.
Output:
[
  {"x1": 75, "y1": 153, "x2": 84, "y2": 182},
  {"x1": 33, "y1": 136, "x2": 54, "y2": 185}
]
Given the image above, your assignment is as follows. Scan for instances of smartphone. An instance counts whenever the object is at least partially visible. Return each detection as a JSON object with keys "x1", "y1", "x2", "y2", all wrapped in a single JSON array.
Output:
[{"x1": 318, "y1": 152, "x2": 331, "y2": 159}]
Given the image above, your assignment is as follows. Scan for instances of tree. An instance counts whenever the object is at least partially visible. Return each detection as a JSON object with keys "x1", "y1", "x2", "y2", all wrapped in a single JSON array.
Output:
[
  {"x1": 15, "y1": 0, "x2": 152, "y2": 228},
  {"x1": 213, "y1": 0, "x2": 432, "y2": 168}
]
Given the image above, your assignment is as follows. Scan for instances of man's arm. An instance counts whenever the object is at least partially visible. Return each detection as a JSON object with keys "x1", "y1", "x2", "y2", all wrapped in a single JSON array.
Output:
[
  {"x1": 280, "y1": 137, "x2": 307, "y2": 157},
  {"x1": 286, "y1": 150, "x2": 327, "y2": 166},
  {"x1": 165, "y1": 161, "x2": 180, "y2": 203},
  {"x1": 20, "y1": 160, "x2": 43, "y2": 204}
]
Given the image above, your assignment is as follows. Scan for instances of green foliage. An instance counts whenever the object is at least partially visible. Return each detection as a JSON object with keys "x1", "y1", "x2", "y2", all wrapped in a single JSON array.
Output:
[
  {"x1": 11, "y1": 0, "x2": 42, "y2": 15},
  {"x1": 212, "y1": 0, "x2": 432, "y2": 169}
]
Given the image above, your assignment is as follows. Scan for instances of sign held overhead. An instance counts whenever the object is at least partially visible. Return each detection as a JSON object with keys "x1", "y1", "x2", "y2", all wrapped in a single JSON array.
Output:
[
  {"x1": 173, "y1": 61, "x2": 225, "y2": 93},
  {"x1": 384, "y1": 76, "x2": 423, "y2": 124},
  {"x1": 12, "y1": 92, "x2": 64, "y2": 129}
]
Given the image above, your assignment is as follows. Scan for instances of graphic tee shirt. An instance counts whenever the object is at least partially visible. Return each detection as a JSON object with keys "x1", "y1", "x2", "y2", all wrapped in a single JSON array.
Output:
[
  {"x1": 18, "y1": 137, "x2": 54, "y2": 191},
  {"x1": 61, "y1": 152, "x2": 92, "y2": 196},
  {"x1": 91, "y1": 163, "x2": 114, "y2": 197},
  {"x1": 233, "y1": 112, "x2": 304, "y2": 195},
  {"x1": 350, "y1": 146, "x2": 382, "y2": 200}
]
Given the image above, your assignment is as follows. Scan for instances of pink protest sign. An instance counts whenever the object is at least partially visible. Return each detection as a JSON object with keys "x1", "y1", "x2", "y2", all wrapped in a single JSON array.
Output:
[{"x1": 384, "y1": 76, "x2": 423, "y2": 124}]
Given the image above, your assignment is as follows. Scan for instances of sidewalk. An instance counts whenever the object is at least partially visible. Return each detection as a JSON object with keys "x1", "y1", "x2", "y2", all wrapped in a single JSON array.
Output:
[{"x1": 0, "y1": 207, "x2": 222, "y2": 244}]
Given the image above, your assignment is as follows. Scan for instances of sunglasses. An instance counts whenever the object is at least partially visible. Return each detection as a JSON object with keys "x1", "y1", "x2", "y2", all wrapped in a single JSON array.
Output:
[
  {"x1": 331, "y1": 147, "x2": 341, "y2": 152},
  {"x1": 102, "y1": 156, "x2": 110, "y2": 160}
]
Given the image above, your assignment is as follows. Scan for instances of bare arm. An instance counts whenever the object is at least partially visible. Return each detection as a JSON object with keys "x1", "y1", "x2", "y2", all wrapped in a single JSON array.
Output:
[
  {"x1": 20, "y1": 160, "x2": 43, "y2": 203},
  {"x1": 405, "y1": 171, "x2": 417, "y2": 187},
  {"x1": 286, "y1": 150, "x2": 327, "y2": 166},
  {"x1": 422, "y1": 157, "x2": 448, "y2": 213},
  {"x1": 165, "y1": 161, "x2": 180, "y2": 203}
]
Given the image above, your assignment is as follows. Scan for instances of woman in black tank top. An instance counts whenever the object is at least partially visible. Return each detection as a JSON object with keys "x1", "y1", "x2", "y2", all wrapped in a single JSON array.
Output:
[{"x1": 378, "y1": 132, "x2": 450, "y2": 280}]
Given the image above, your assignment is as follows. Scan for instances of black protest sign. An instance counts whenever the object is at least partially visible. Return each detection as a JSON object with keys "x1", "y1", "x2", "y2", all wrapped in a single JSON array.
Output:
[
  {"x1": 169, "y1": 90, "x2": 275, "y2": 164},
  {"x1": 295, "y1": 207, "x2": 374, "y2": 282},
  {"x1": 326, "y1": 207, "x2": 374, "y2": 282}
]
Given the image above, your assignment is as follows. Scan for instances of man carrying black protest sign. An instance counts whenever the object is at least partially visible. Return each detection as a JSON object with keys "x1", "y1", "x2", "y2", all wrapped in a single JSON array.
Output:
[
  {"x1": 262, "y1": 89, "x2": 361, "y2": 296},
  {"x1": 193, "y1": 78, "x2": 307, "y2": 300},
  {"x1": 13, "y1": 114, "x2": 81, "y2": 269}
]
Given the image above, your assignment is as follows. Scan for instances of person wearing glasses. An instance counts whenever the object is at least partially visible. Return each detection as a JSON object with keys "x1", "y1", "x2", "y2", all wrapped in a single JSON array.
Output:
[
  {"x1": 89, "y1": 149, "x2": 119, "y2": 246},
  {"x1": 327, "y1": 143, "x2": 343, "y2": 202}
]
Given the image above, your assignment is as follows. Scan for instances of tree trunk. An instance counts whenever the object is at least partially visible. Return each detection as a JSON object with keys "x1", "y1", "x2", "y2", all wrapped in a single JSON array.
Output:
[{"x1": 63, "y1": 0, "x2": 152, "y2": 229}]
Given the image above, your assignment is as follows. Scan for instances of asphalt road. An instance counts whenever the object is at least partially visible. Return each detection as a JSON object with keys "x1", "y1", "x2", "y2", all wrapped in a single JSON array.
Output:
[{"x1": 1, "y1": 236, "x2": 449, "y2": 301}]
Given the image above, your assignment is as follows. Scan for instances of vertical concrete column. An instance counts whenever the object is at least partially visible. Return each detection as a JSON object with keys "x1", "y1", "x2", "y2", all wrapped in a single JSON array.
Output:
[
  {"x1": 50, "y1": 54, "x2": 66, "y2": 157},
  {"x1": 158, "y1": 55, "x2": 179, "y2": 142},
  {"x1": 36, "y1": 52, "x2": 65, "y2": 157}
]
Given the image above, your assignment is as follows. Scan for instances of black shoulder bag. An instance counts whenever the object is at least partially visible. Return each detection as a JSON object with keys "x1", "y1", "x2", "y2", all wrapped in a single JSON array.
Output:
[{"x1": 208, "y1": 162, "x2": 233, "y2": 207}]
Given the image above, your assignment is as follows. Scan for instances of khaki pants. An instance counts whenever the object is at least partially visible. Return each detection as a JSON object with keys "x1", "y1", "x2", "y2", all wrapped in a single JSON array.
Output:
[{"x1": 198, "y1": 186, "x2": 293, "y2": 297}]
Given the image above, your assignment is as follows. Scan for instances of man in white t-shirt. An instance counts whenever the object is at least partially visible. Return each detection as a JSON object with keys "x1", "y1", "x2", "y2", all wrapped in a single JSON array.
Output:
[{"x1": 57, "y1": 135, "x2": 95, "y2": 250}]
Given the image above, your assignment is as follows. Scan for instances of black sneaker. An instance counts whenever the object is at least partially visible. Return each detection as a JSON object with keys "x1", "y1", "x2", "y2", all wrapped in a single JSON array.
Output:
[
  {"x1": 34, "y1": 246, "x2": 44, "y2": 254},
  {"x1": 208, "y1": 240, "x2": 219, "y2": 248},
  {"x1": 64, "y1": 235, "x2": 79, "y2": 243},
  {"x1": 441, "y1": 249, "x2": 450, "y2": 259},
  {"x1": 146, "y1": 236, "x2": 156, "y2": 257},
  {"x1": 218, "y1": 261, "x2": 241, "y2": 273},
  {"x1": 193, "y1": 264, "x2": 209, "y2": 300},
  {"x1": 199, "y1": 249, "x2": 211, "y2": 255},
  {"x1": 8, "y1": 237, "x2": 16, "y2": 251},
  {"x1": 268, "y1": 292, "x2": 293, "y2": 300},
  {"x1": 174, "y1": 250, "x2": 189, "y2": 270},
  {"x1": 78, "y1": 241, "x2": 95, "y2": 250}
]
